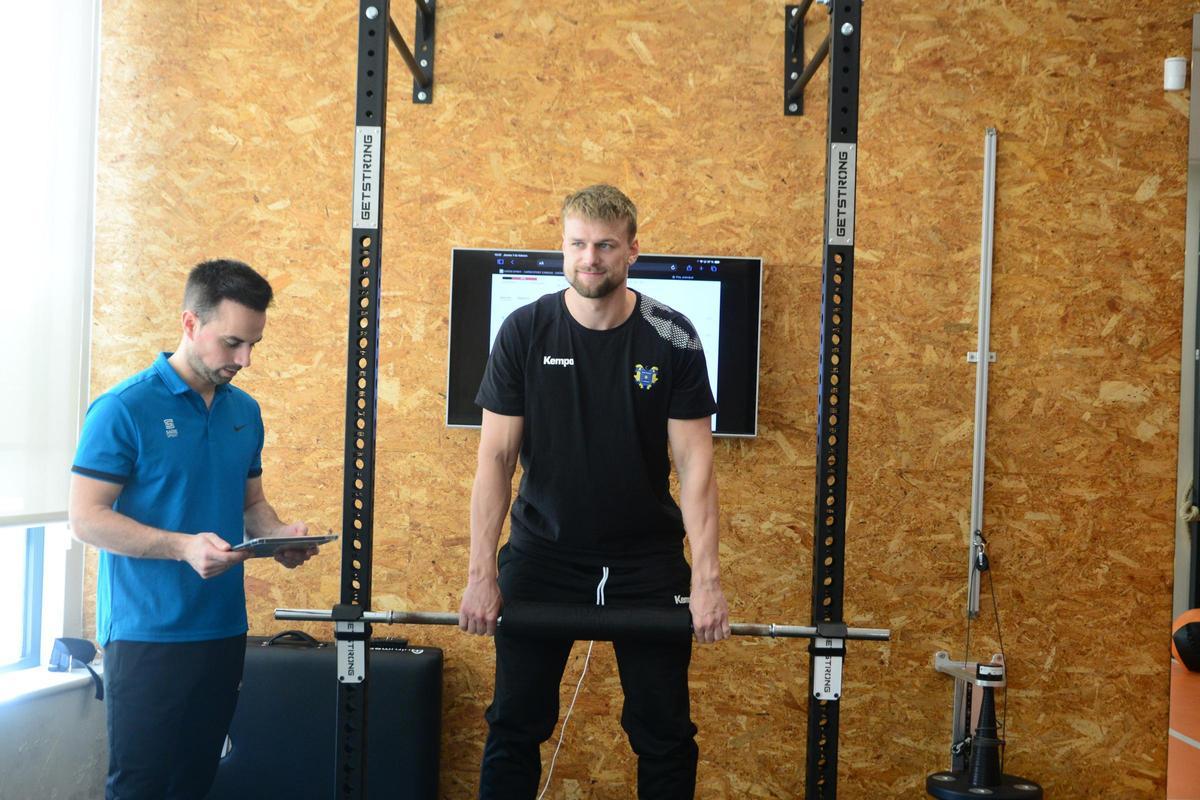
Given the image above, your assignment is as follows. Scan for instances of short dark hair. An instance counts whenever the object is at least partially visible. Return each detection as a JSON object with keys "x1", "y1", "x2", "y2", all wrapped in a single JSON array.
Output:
[{"x1": 183, "y1": 260, "x2": 274, "y2": 320}]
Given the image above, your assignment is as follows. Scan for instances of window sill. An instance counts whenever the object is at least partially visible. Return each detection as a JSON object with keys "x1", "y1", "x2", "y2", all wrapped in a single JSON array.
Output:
[{"x1": 0, "y1": 663, "x2": 103, "y2": 705}]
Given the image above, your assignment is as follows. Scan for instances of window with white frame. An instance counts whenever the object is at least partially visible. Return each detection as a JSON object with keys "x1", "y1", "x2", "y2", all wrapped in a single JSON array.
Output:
[
  {"x1": 0, "y1": 524, "x2": 82, "y2": 675},
  {"x1": 0, "y1": 528, "x2": 43, "y2": 672},
  {"x1": 0, "y1": 2, "x2": 100, "y2": 674}
]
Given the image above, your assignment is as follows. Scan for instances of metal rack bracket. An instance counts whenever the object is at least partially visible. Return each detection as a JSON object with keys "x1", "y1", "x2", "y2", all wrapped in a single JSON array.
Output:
[{"x1": 785, "y1": 0, "x2": 830, "y2": 116}]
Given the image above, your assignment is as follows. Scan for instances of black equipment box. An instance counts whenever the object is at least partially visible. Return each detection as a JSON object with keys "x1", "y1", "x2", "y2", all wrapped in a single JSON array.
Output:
[{"x1": 206, "y1": 631, "x2": 442, "y2": 799}]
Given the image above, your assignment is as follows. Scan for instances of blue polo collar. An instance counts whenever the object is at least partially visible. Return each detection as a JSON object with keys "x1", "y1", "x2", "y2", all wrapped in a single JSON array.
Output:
[{"x1": 153, "y1": 352, "x2": 227, "y2": 398}]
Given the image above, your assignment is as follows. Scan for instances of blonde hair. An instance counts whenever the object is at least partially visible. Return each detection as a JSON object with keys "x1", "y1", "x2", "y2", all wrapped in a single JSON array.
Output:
[{"x1": 561, "y1": 184, "x2": 637, "y2": 240}]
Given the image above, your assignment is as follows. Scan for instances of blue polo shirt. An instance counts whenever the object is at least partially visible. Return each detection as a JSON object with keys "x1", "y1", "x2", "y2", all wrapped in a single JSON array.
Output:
[{"x1": 72, "y1": 353, "x2": 264, "y2": 645}]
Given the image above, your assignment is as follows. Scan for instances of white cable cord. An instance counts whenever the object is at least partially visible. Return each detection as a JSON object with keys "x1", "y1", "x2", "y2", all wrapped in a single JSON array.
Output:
[
  {"x1": 537, "y1": 640, "x2": 595, "y2": 800},
  {"x1": 537, "y1": 566, "x2": 608, "y2": 798}
]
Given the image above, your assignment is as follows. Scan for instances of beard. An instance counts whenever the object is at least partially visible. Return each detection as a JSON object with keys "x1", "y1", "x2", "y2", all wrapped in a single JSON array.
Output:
[
  {"x1": 186, "y1": 349, "x2": 237, "y2": 387},
  {"x1": 567, "y1": 268, "x2": 623, "y2": 299}
]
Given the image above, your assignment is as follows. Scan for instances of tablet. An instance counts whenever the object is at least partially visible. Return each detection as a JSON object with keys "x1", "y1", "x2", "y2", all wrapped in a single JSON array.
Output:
[{"x1": 232, "y1": 534, "x2": 338, "y2": 558}]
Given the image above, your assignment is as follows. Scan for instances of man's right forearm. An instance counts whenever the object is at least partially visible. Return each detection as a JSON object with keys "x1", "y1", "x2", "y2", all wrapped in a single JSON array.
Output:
[
  {"x1": 71, "y1": 507, "x2": 186, "y2": 561},
  {"x1": 467, "y1": 458, "x2": 514, "y2": 581}
]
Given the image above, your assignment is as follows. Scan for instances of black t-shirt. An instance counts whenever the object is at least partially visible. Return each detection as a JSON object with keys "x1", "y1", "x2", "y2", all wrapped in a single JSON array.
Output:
[{"x1": 476, "y1": 289, "x2": 718, "y2": 564}]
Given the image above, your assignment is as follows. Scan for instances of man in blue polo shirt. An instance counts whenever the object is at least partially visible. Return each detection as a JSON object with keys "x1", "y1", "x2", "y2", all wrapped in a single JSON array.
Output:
[{"x1": 69, "y1": 259, "x2": 321, "y2": 800}]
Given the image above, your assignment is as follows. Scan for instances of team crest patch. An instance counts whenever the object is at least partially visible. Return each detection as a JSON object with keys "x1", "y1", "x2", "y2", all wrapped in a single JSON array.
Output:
[{"x1": 633, "y1": 364, "x2": 659, "y2": 390}]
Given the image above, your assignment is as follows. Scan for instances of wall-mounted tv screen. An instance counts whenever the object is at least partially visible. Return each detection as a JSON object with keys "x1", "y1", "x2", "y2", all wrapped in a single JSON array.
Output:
[{"x1": 446, "y1": 247, "x2": 762, "y2": 437}]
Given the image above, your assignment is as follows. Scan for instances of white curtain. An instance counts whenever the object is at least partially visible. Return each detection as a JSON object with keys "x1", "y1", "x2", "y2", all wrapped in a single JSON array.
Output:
[{"x1": 0, "y1": 3, "x2": 99, "y2": 526}]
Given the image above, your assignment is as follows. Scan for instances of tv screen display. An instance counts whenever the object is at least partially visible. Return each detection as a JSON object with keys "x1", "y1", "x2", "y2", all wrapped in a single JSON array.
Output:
[{"x1": 446, "y1": 247, "x2": 762, "y2": 437}]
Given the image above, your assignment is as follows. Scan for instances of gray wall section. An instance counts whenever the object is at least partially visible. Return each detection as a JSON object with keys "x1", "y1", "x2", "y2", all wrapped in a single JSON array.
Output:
[{"x1": 0, "y1": 679, "x2": 106, "y2": 800}]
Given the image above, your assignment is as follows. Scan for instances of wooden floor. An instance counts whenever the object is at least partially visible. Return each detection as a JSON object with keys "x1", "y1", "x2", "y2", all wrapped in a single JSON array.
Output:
[{"x1": 1169, "y1": 658, "x2": 1200, "y2": 799}]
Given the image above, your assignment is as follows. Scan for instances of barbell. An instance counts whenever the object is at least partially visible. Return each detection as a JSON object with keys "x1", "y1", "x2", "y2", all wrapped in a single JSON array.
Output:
[{"x1": 275, "y1": 601, "x2": 890, "y2": 643}]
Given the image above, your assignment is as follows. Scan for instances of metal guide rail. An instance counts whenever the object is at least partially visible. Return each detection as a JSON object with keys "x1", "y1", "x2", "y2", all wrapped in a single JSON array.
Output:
[
  {"x1": 334, "y1": 1, "x2": 394, "y2": 796},
  {"x1": 806, "y1": 1, "x2": 863, "y2": 797}
]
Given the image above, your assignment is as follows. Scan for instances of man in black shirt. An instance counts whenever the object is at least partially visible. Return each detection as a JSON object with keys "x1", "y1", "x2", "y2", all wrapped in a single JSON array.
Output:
[{"x1": 459, "y1": 184, "x2": 730, "y2": 799}]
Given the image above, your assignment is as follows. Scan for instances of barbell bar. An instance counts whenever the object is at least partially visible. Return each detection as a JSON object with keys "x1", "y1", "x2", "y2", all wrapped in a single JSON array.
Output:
[{"x1": 275, "y1": 602, "x2": 890, "y2": 643}]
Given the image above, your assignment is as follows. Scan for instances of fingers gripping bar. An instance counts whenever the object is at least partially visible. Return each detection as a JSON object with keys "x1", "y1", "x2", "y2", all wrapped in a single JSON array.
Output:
[{"x1": 275, "y1": 602, "x2": 891, "y2": 643}]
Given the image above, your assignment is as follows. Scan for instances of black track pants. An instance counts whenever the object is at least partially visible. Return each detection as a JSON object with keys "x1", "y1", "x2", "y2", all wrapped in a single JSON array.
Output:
[
  {"x1": 103, "y1": 635, "x2": 245, "y2": 800},
  {"x1": 479, "y1": 545, "x2": 698, "y2": 800}
]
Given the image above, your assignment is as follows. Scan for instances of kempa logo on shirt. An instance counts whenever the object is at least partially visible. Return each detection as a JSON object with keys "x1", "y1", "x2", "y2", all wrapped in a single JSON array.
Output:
[
  {"x1": 674, "y1": 594, "x2": 690, "y2": 605},
  {"x1": 543, "y1": 355, "x2": 575, "y2": 367},
  {"x1": 163, "y1": 418, "x2": 178, "y2": 439}
]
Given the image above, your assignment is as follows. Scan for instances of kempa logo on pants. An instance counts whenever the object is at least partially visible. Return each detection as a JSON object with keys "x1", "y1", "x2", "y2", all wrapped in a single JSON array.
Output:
[{"x1": 543, "y1": 356, "x2": 575, "y2": 367}]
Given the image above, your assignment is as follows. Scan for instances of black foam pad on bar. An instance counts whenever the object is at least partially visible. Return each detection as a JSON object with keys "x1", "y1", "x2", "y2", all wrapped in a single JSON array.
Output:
[{"x1": 500, "y1": 602, "x2": 694, "y2": 643}]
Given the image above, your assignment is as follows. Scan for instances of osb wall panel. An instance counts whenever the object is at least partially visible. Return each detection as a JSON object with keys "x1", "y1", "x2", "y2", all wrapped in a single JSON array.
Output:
[{"x1": 86, "y1": 1, "x2": 1188, "y2": 797}]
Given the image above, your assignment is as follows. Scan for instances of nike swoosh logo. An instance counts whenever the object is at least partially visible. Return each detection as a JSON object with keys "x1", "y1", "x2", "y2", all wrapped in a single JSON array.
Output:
[{"x1": 234, "y1": 424, "x2": 247, "y2": 432}]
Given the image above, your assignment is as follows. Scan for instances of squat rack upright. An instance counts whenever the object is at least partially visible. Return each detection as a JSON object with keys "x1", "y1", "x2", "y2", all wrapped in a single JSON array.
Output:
[{"x1": 311, "y1": 2, "x2": 869, "y2": 797}]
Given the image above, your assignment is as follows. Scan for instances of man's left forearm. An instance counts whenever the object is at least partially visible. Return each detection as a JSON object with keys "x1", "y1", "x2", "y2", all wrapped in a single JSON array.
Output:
[
  {"x1": 669, "y1": 416, "x2": 729, "y2": 642},
  {"x1": 244, "y1": 498, "x2": 287, "y2": 539},
  {"x1": 679, "y1": 462, "x2": 729, "y2": 643},
  {"x1": 681, "y1": 471, "x2": 721, "y2": 587}
]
